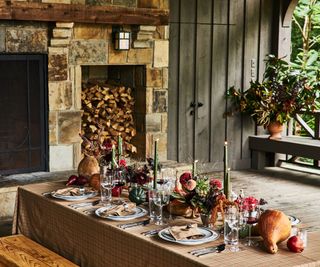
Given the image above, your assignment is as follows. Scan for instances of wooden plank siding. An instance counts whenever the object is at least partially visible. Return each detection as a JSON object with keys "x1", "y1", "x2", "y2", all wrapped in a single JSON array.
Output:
[{"x1": 168, "y1": 0, "x2": 278, "y2": 169}]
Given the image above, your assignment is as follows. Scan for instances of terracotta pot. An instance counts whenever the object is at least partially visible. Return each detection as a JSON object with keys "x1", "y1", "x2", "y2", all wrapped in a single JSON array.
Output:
[
  {"x1": 167, "y1": 200, "x2": 197, "y2": 218},
  {"x1": 267, "y1": 122, "x2": 283, "y2": 139}
]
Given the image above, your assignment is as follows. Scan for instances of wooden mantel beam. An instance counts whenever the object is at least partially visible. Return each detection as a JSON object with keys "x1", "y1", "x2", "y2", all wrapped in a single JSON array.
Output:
[{"x1": 0, "y1": 2, "x2": 169, "y2": 25}]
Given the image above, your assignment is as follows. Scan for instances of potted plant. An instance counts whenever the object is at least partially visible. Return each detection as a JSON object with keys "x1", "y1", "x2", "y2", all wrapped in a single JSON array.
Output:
[{"x1": 226, "y1": 55, "x2": 318, "y2": 139}]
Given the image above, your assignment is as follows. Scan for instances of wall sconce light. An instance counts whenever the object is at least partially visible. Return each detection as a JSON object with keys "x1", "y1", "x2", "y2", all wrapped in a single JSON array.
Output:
[{"x1": 113, "y1": 26, "x2": 131, "y2": 51}]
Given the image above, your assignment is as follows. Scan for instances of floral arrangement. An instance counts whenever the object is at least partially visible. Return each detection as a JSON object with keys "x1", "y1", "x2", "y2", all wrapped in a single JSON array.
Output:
[
  {"x1": 226, "y1": 55, "x2": 318, "y2": 127},
  {"x1": 171, "y1": 172, "x2": 225, "y2": 217},
  {"x1": 235, "y1": 195, "x2": 268, "y2": 211}
]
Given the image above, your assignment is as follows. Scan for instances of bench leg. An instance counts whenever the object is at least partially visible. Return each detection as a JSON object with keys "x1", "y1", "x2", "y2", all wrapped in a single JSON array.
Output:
[{"x1": 251, "y1": 151, "x2": 276, "y2": 169}]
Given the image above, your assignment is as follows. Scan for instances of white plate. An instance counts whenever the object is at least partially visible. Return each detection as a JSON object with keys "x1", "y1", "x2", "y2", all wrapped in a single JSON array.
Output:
[
  {"x1": 158, "y1": 227, "x2": 219, "y2": 246},
  {"x1": 51, "y1": 189, "x2": 98, "y2": 201},
  {"x1": 95, "y1": 206, "x2": 147, "y2": 221},
  {"x1": 288, "y1": 215, "x2": 301, "y2": 226}
]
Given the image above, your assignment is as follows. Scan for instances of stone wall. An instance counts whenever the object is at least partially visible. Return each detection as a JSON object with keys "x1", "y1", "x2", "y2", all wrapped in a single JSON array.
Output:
[{"x1": 0, "y1": 1, "x2": 169, "y2": 171}]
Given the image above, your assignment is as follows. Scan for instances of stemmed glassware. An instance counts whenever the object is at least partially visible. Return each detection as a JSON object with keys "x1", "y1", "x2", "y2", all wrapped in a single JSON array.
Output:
[
  {"x1": 100, "y1": 166, "x2": 115, "y2": 207},
  {"x1": 153, "y1": 189, "x2": 171, "y2": 225},
  {"x1": 159, "y1": 168, "x2": 175, "y2": 222},
  {"x1": 243, "y1": 204, "x2": 260, "y2": 246}
]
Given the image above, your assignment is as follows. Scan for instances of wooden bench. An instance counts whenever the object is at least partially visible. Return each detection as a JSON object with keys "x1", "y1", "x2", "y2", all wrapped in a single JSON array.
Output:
[
  {"x1": 249, "y1": 135, "x2": 320, "y2": 169},
  {"x1": 0, "y1": 235, "x2": 77, "y2": 267}
]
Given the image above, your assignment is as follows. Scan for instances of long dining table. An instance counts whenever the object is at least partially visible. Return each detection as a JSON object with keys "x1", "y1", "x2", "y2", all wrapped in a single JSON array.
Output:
[{"x1": 12, "y1": 180, "x2": 320, "y2": 267}]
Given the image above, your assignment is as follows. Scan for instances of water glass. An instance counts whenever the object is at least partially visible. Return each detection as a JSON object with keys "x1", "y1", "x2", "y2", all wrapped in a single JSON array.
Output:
[
  {"x1": 100, "y1": 166, "x2": 115, "y2": 206},
  {"x1": 153, "y1": 189, "x2": 171, "y2": 225},
  {"x1": 298, "y1": 229, "x2": 308, "y2": 247},
  {"x1": 148, "y1": 189, "x2": 161, "y2": 223},
  {"x1": 224, "y1": 205, "x2": 240, "y2": 252}
]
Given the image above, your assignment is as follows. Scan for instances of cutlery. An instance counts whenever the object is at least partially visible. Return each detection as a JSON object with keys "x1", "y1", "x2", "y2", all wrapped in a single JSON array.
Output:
[
  {"x1": 118, "y1": 219, "x2": 150, "y2": 229},
  {"x1": 141, "y1": 228, "x2": 162, "y2": 236},
  {"x1": 69, "y1": 200, "x2": 100, "y2": 209},
  {"x1": 193, "y1": 244, "x2": 225, "y2": 257},
  {"x1": 189, "y1": 244, "x2": 225, "y2": 256}
]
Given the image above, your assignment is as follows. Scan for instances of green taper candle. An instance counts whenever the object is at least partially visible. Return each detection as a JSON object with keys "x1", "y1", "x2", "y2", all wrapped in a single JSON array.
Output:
[
  {"x1": 153, "y1": 139, "x2": 159, "y2": 189},
  {"x1": 192, "y1": 160, "x2": 198, "y2": 177},
  {"x1": 111, "y1": 144, "x2": 116, "y2": 169},
  {"x1": 223, "y1": 141, "x2": 228, "y2": 197},
  {"x1": 118, "y1": 134, "x2": 122, "y2": 164}
]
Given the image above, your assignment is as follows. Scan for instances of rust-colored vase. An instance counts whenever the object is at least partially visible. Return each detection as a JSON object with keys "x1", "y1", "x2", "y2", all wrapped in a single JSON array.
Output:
[{"x1": 267, "y1": 122, "x2": 283, "y2": 139}]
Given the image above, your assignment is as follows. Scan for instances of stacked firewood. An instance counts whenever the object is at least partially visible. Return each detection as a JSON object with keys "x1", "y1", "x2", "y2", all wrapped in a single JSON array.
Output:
[{"x1": 81, "y1": 82, "x2": 137, "y2": 155}]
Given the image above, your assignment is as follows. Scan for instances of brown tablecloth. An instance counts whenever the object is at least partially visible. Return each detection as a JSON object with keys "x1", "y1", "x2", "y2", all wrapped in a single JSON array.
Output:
[{"x1": 12, "y1": 181, "x2": 320, "y2": 267}]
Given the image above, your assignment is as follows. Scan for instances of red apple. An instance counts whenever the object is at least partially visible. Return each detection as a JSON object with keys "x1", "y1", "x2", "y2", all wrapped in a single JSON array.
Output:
[{"x1": 287, "y1": 236, "x2": 304, "y2": 253}]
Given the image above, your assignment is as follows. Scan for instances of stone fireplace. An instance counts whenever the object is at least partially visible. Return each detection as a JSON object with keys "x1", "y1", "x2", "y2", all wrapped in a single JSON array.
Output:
[{"x1": 0, "y1": 2, "x2": 169, "y2": 174}]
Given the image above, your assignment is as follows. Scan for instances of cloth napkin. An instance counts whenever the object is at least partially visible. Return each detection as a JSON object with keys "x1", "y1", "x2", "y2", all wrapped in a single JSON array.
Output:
[
  {"x1": 100, "y1": 203, "x2": 136, "y2": 217},
  {"x1": 169, "y1": 224, "x2": 203, "y2": 241},
  {"x1": 53, "y1": 187, "x2": 94, "y2": 196}
]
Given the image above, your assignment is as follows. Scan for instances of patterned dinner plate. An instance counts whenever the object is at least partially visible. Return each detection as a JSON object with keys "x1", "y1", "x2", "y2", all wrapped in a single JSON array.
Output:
[
  {"x1": 95, "y1": 206, "x2": 148, "y2": 221},
  {"x1": 158, "y1": 227, "x2": 219, "y2": 246},
  {"x1": 288, "y1": 215, "x2": 301, "y2": 226},
  {"x1": 50, "y1": 188, "x2": 98, "y2": 201}
]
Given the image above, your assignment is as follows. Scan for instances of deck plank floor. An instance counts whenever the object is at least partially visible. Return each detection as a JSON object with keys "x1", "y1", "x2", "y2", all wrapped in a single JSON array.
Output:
[{"x1": 210, "y1": 167, "x2": 320, "y2": 232}]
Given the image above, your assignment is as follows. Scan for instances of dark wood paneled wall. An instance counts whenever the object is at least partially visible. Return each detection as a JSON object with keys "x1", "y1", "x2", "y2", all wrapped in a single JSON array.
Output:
[{"x1": 168, "y1": 0, "x2": 277, "y2": 170}]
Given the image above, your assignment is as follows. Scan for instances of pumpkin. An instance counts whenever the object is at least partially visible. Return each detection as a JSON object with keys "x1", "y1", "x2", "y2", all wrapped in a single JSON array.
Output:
[
  {"x1": 78, "y1": 156, "x2": 100, "y2": 179},
  {"x1": 129, "y1": 187, "x2": 146, "y2": 205},
  {"x1": 90, "y1": 174, "x2": 101, "y2": 191},
  {"x1": 167, "y1": 199, "x2": 197, "y2": 218},
  {"x1": 258, "y1": 209, "x2": 291, "y2": 254}
]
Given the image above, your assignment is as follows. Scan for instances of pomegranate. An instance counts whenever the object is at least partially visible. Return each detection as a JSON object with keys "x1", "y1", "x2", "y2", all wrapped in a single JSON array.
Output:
[{"x1": 287, "y1": 236, "x2": 304, "y2": 253}]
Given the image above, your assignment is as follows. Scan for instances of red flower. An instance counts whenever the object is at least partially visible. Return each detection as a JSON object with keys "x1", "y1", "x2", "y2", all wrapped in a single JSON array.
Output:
[
  {"x1": 209, "y1": 178, "x2": 222, "y2": 189},
  {"x1": 119, "y1": 159, "x2": 127, "y2": 167},
  {"x1": 243, "y1": 196, "x2": 259, "y2": 210},
  {"x1": 179, "y1": 172, "x2": 192, "y2": 185}
]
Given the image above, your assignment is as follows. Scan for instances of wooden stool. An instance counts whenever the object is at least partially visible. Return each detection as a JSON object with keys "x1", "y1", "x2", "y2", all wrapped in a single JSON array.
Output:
[{"x1": 0, "y1": 235, "x2": 78, "y2": 267}]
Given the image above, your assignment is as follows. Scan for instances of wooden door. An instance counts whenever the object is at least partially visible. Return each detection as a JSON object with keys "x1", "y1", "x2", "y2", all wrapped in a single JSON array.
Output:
[{"x1": 168, "y1": 0, "x2": 275, "y2": 169}]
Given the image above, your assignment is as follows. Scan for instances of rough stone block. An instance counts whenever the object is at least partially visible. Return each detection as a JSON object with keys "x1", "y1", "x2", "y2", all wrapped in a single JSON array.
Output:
[
  {"x1": 48, "y1": 52, "x2": 68, "y2": 81},
  {"x1": 139, "y1": 26, "x2": 157, "y2": 32},
  {"x1": 56, "y1": 22, "x2": 75, "y2": 28},
  {"x1": 113, "y1": 0, "x2": 137, "y2": 7},
  {"x1": 6, "y1": 28, "x2": 48, "y2": 53},
  {"x1": 73, "y1": 24, "x2": 109, "y2": 40},
  {"x1": 50, "y1": 39, "x2": 70, "y2": 47},
  {"x1": 146, "y1": 113, "x2": 161, "y2": 132},
  {"x1": 146, "y1": 87, "x2": 153, "y2": 114},
  {"x1": 49, "y1": 81, "x2": 73, "y2": 110},
  {"x1": 49, "y1": 111, "x2": 58, "y2": 145},
  {"x1": 136, "y1": 32, "x2": 154, "y2": 41},
  {"x1": 74, "y1": 66, "x2": 82, "y2": 109},
  {"x1": 132, "y1": 40, "x2": 152, "y2": 49},
  {"x1": 153, "y1": 90, "x2": 167, "y2": 113},
  {"x1": 49, "y1": 145, "x2": 74, "y2": 171},
  {"x1": 108, "y1": 47, "x2": 128, "y2": 64},
  {"x1": 161, "y1": 113, "x2": 168, "y2": 133},
  {"x1": 69, "y1": 39, "x2": 108, "y2": 65},
  {"x1": 0, "y1": 189, "x2": 16, "y2": 218},
  {"x1": 127, "y1": 48, "x2": 153, "y2": 64},
  {"x1": 146, "y1": 68, "x2": 162, "y2": 88},
  {"x1": 162, "y1": 67, "x2": 168, "y2": 88},
  {"x1": 58, "y1": 111, "x2": 82, "y2": 144},
  {"x1": 0, "y1": 27, "x2": 5, "y2": 52},
  {"x1": 53, "y1": 28, "x2": 72, "y2": 38},
  {"x1": 85, "y1": 0, "x2": 112, "y2": 5},
  {"x1": 153, "y1": 40, "x2": 168, "y2": 67},
  {"x1": 73, "y1": 142, "x2": 82, "y2": 169}
]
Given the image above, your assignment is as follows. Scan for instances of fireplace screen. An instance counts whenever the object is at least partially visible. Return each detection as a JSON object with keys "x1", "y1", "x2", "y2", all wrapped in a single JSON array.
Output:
[{"x1": 0, "y1": 55, "x2": 48, "y2": 175}]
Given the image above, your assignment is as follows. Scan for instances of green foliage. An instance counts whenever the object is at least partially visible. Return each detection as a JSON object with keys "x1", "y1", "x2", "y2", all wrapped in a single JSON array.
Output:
[{"x1": 226, "y1": 55, "x2": 318, "y2": 126}]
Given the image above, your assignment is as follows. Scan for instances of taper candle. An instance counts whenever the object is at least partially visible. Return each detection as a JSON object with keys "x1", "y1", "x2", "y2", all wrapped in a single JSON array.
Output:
[
  {"x1": 223, "y1": 141, "x2": 228, "y2": 197},
  {"x1": 153, "y1": 139, "x2": 159, "y2": 189},
  {"x1": 118, "y1": 134, "x2": 122, "y2": 164},
  {"x1": 111, "y1": 144, "x2": 116, "y2": 169},
  {"x1": 192, "y1": 160, "x2": 198, "y2": 177}
]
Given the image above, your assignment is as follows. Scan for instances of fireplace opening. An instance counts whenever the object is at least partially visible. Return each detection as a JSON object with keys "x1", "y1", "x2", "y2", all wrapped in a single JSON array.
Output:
[
  {"x1": 81, "y1": 65, "x2": 146, "y2": 159},
  {"x1": 0, "y1": 54, "x2": 48, "y2": 175}
]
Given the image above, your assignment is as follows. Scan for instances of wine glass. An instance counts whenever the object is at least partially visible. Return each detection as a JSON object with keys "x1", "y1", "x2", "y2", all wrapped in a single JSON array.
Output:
[
  {"x1": 153, "y1": 189, "x2": 171, "y2": 225},
  {"x1": 112, "y1": 168, "x2": 126, "y2": 205},
  {"x1": 160, "y1": 168, "x2": 175, "y2": 222},
  {"x1": 100, "y1": 166, "x2": 115, "y2": 207},
  {"x1": 243, "y1": 204, "x2": 260, "y2": 246}
]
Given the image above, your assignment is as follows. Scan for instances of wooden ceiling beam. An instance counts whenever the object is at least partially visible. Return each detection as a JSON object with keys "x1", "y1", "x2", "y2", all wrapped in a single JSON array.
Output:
[{"x1": 0, "y1": 2, "x2": 169, "y2": 25}]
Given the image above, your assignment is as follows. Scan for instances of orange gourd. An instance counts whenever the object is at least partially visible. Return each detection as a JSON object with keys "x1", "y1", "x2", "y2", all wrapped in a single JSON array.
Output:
[
  {"x1": 258, "y1": 209, "x2": 291, "y2": 254},
  {"x1": 90, "y1": 174, "x2": 101, "y2": 191}
]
